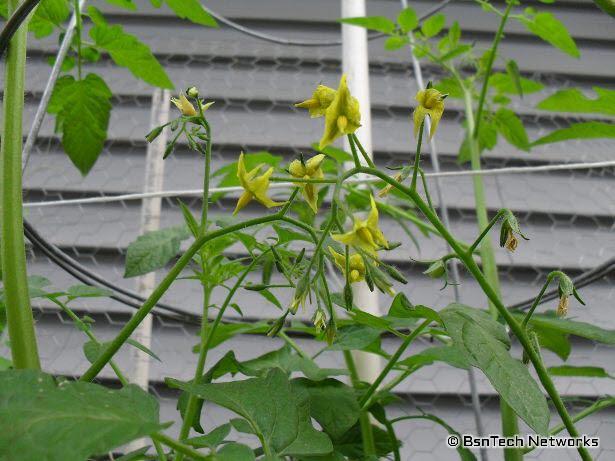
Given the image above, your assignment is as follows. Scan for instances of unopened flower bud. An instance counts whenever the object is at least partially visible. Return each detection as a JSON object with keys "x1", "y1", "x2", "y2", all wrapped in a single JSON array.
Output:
[
  {"x1": 186, "y1": 86, "x2": 199, "y2": 98},
  {"x1": 312, "y1": 308, "x2": 327, "y2": 331}
]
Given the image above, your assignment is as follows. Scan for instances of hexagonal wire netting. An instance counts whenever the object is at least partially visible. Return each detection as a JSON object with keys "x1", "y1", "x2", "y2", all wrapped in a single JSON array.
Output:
[{"x1": 5, "y1": 0, "x2": 615, "y2": 459}]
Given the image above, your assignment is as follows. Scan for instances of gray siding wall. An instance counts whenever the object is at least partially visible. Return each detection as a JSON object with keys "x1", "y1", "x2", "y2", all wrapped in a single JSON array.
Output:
[{"x1": 2, "y1": 0, "x2": 615, "y2": 459}]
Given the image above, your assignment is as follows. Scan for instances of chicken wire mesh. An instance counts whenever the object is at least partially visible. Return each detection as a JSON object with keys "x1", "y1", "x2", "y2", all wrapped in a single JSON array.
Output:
[{"x1": 3, "y1": 0, "x2": 615, "y2": 459}]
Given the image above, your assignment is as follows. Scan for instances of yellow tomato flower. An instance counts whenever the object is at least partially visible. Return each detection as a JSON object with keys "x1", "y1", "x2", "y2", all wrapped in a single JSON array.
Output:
[
  {"x1": 328, "y1": 247, "x2": 366, "y2": 283},
  {"x1": 288, "y1": 154, "x2": 325, "y2": 213},
  {"x1": 413, "y1": 87, "x2": 446, "y2": 140},
  {"x1": 320, "y1": 74, "x2": 361, "y2": 149},
  {"x1": 332, "y1": 195, "x2": 388, "y2": 257},
  {"x1": 171, "y1": 92, "x2": 197, "y2": 117},
  {"x1": 295, "y1": 85, "x2": 337, "y2": 118},
  {"x1": 233, "y1": 153, "x2": 286, "y2": 215}
]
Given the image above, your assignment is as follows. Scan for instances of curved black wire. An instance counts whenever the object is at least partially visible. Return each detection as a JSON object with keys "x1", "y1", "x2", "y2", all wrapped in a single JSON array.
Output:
[
  {"x1": 202, "y1": 0, "x2": 452, "y2": 47},
  {"x1": 0, "y1": 0, "x2": 40, "y2": 58}
]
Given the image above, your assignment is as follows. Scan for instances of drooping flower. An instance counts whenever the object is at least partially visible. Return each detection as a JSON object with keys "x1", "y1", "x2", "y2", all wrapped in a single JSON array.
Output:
[
  {"x1": 319, "y1": 75, "x2": 361, "y2": 149},
  {"x1": 332, "y1": 195, "x2": 388, "y2": 257},
  {"x1": 233, "y1": 153, "x2": 286, "y2": 214},
  {"x1": 413, "y1": 87, "x2": 446, "y2": 140},
  {"x1": 328, "y1": 247, "x2": 366, "y2": 283},
  {"x1": 171, "y1": 92, "x2": 197, "y2": 117},
  {"x1": 288, "y1": 154, "x2": 326, "y2": 213},
  {"x1": 295, "y1": 85, "x2": 337, "y2": 118},
  {"x1": 312, "y1": 308, "x2": 327, "y2": 331},
  {"x1": 503, "y1": 229, "x2": 518, "y2": 252},
  {"x1": 556, "y1": 295, "x2": 569, "y2": 317}
]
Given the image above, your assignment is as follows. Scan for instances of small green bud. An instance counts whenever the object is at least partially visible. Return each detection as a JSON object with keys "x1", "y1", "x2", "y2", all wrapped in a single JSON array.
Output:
[
  {"x1": 267, "y1": 312, "x2": 288, "y2": 337},
  {"x1": 145, "y1": 125, "x2": 164, "y2": 143},
  {"x1": 325, "y1": 318, "x2": 337, "y2": 346},
  {"x1": 423, "y1": 259, "x2": 446, "y2": 279},
  {"x1": 381, "y1": 263, "x2": 407, "y2": 284},
  {"x1": 186, "y1": 86, "x2": 199, "y2": 98}
]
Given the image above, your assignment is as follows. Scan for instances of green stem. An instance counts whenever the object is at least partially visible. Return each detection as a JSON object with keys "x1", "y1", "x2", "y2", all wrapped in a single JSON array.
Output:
[
  {"x1": 199, "y1": 119, "x2": 211, "y2": 235},
  {"x1": 522, "y1": 271, "x2": 562, "y2": 328},
  {"x1": 152, "y1": 438, "x2": 168, "y2": 461},
  {"x1": 467, "y1": 209, "x2": 507, "y2": 255},
  {"x1": 343, "y1": 350, "x2": 376, "y2": 456},
  {"x1": 359, "y1": 319, "x2": 430, "y2": 410},
  {"x1": 279, "y1": 331, "x2": 310, "y2": 359},
  {"x1": 73, "y1": 0, "x2": 82, "y2": 79},
  {"x1": 151, "y1": 433, "x2": 209, "y2": 461},
  {"x1": 347, "y1": 134, "x2": 362, "y2": 168},
  {"x1": 1, "y1": 0, "x2": 40, "y2": 370},
  {"x1": 410, "y1": 119, "x2": 425, "y2": 192},
  {"x1": 338, "y1": 167, "x2": 591, "y2": 461},
  {"x1": 79, "y1": 213, "x2": 306, "y2": 382},
  {"x1": 351, "y1": 133, "x2": 376, "y2": 169}
]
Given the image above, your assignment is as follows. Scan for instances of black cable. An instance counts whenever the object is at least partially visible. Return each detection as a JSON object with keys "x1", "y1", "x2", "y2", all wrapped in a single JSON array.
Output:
[
  {"x1": 0, "y1": 0, "x2": 40, "y2": 58},
  {"x1": 202, "y1": 0, "x2": 452, "y2": 47}
]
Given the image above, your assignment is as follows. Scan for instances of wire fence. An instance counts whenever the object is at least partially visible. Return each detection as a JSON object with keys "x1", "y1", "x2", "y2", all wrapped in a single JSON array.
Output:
[{"x1": 6, "y1": 0, "x2": 615, "y2": 459}]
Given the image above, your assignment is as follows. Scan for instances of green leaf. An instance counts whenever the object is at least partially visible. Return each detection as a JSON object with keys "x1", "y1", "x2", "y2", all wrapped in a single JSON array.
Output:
[
  {"x1": 167, "y1": 368, "x2": 333, "y2": 457},
  {"x1": 164, "y1": 0, "x2": 217, "y2": 27},
  {"x1": 439, "y1": 44, "x2": 472, "y2": 62},
  {"x1": 29, "y1": 0, "x2": 70, "y2": 38},
  {"x1": 328, "y1": 324, "x2": 381, "y2": 351},
  {"x1": 518, "y1": 12, "x2": 580, "y2": 58},
  {"x1": 421, "y1": 13, "x2": 446, "y2": 38},
  {"x1": 291, "y1": 378, "x2": 359, "y2": 440},
  {"x1": 397, "y1": 345, "x2": 470, "y2": 370},
  {"x1": 272, "y1": 223, "x2": 312, "y2": 244},
  {"x1": 0, "y1": 369, "x2": 166, "y2": 461},
  {"x1": 515, "y1": 311, "x2": 615, "y2": 344},
  {"x1": 494, "y1": 108, "x2": 530, "y2": 151},
  {"x1": 533, "y1": 326, "x2": 571, "y2": 361},
  {"x1": 531, "y1": 121, "x2": 615, "y2": 146},
  {"x1": 442, "y1": 307, "x2": 550, "y2": 434},
  {"x1": 441, "y1": 304, "x2": 510, "y2": 348},
  {"x1": 215, "y1": 443, "x2": 256, "y2": 461},
  {"x1": 66, "y1": 284, "x2": 113, "y2": 300},
  {"x1": 339, "y1": 16, "x2": 396, "y2": 34},
  {"x1": 384, "y1": 35, "x2": 409, "y2": 51},
  {"x1": 536, "y1": 87, "x2": 615, "y2": 116},
  {"x1": 88, "y1": 6, "x2": 173, "y2": 88},
  {"x1": 548, "y1": 365, "x2": 612, "y2": 378},
  {"x1": 397, "y1": 7, "x2": 418, "y2": 32},
  {"x1": 104, "y1": 0, "x2": 137, "y2": 10},
  {"x1": 387, "y1": 293, "x2": 442, "y2": 326},
  {"x1": 505, "y1": 60, "x2": 524, "y2": 97},
  {"x1": 334, "y1": 423, "x2": 399, "y2": 458},
  {"x1": 124, "y1": 226, "x2": 190, "y2": 277},
  {"x1": 47, "y1": 73, "x2": 112, "y2": 175},
  {"x1": 84, "y1": 339, "x2": 161, "y2": 363},
  {"x1": 489, "y1": 72, "x2": 544, "y2": 95},
  {"x1": 187, "y1": 423, "x2": 231, "y2": 448}
]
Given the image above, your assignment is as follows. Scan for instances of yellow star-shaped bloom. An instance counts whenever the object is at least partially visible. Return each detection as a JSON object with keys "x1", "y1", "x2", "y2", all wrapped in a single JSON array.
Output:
[
  {"x1": 332, "y1": 195, "x2": 388, "y2": 257},
  {"x1": 319, "y1": 74, "x2": 361, "y2": 149},
  {"x1": 295, "y1": 85, "x2": 337, "y2": 118},
  {"x1": 171, "y1": 92, "x2": 197, "y2": 117},
  {"x1": 328, "y1": 247, "x2": 366, "y2": 283},
  {"x1": 233, "y1": 153, "x2": 286, "y2": 215},
  {"x1": 288, "y1": 154, "x2": 326, "y2": 213},
  {"x1": 413, "y1": 88, "x2": 446, "y2": 140}
]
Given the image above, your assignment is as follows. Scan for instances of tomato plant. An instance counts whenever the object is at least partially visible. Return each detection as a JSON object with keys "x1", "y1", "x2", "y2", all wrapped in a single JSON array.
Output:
[{"x1": 1, "y1": 1, "x2": 614, "y2": 460}]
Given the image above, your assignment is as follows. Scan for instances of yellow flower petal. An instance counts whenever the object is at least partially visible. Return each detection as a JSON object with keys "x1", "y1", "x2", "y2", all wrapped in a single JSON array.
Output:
[
  {"x1": 295, "y1": 85, "x2": 337, "y2": 118},
  {"x1": 234, "y1": 154, "x2": 286, "y2": 213},
  {"x1": 171, "y1": 93, "x2": 197, "y2": 117},
  {"x1": 319, "y1": 74, "x2": 361, "y2": 149},
  {"x1": 413, "y1": 88, "x2": 446, "y2": 140}
]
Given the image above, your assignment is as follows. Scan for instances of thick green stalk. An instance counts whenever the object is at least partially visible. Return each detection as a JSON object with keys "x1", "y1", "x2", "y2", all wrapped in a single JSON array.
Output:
[
  {"x1": 340, "y1": 167, "x2": 592, "y2": 461},
  {"x1": 151, "y1": 433, "x2": 210, "y2": 461},
  {"x1": 1, "y1": 0, "x2": 40, "y2": 370}
]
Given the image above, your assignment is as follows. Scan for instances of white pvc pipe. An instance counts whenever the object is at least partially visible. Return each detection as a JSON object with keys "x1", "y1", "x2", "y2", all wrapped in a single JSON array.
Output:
[
  {"x1": 126, "y1": 88, "x2": 171, "y2": 452},
  {"x1": 342, "y1": 0, "x2": 381, "y2": 384}
]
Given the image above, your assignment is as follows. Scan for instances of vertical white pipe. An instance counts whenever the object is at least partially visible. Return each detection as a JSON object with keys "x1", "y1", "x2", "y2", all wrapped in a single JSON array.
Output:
[
  {"x1": 341, "y1": 0, "x2": 381, "y2": 383},
  {"x1": 126, "y1": 88, "x2": 171, "y2": 451}
]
